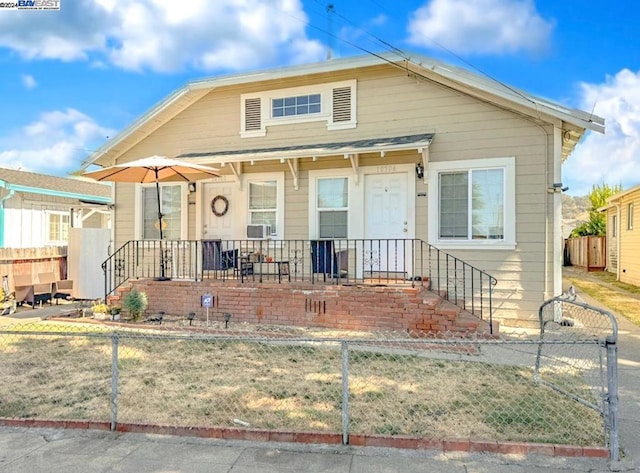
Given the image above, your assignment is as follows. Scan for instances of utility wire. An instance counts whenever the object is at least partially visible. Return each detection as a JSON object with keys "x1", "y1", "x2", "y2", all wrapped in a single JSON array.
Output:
[{"x1": 303, "y1": 0, "x2": 535, "y2": 106}]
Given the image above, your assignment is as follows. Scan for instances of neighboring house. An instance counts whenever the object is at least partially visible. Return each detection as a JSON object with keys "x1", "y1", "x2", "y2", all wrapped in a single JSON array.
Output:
[
  {"x1": 82, "y1": 52, "x2": 604, "y2": 326},
  {"x1": 601, "y1": 184, "x2": 640, "y2": 286},
  {"x1": 0, "y1": 167, "x2": 112, "y2": 248}
]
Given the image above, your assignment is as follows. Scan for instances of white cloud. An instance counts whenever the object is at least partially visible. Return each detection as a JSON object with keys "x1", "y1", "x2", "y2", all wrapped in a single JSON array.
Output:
[
  {"x1": 564, "y1": 69, "x2": 640, "y2": 196},
  {"x1": 0, "y1": 0, "x2": 325, "y2": 72},
  {"x1": 0, "y1": 109, "x2": 114, "y2": 174},
  {"x1": 21, "y1": 74, "x2": 37, "y2": 89},
  {"x1": 407, "y1": 0, "x2": 554, "y2": 55}
]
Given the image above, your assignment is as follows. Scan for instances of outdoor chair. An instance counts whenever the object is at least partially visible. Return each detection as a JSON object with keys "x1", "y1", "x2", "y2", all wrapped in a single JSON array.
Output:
[
  {"x1": 311, "y1": 240, "x2": 348, "y2": 283},
  {"x1": 202, "y1": 240, "x2": 238, "y2": 277}
]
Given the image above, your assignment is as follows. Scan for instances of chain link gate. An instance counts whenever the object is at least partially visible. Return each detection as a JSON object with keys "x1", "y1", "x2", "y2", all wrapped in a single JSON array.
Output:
[{"x1": 537, "y1": 294, "x2": 619, "y2": 461}]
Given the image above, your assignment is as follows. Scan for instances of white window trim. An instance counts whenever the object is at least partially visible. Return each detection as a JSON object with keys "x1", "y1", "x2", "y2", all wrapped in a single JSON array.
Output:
[
  {"x1": 46, "y1": 210, "x2": 69, "y2": 245},
  {"x1": 428, "y1": 157, "x2": 516, "y2": 250},
  {"x1": 134, "y1": 183, "x2": 189, "y2": 240},
  {"x1": 308, "y1": 169, "x2": 357, "y2": 240},
  {"x1": 244, "y1": 172, "x2": 285, "y2": 239},
  {"x1": 241, "y1": 80, "x2": 356, "y2": 137}
]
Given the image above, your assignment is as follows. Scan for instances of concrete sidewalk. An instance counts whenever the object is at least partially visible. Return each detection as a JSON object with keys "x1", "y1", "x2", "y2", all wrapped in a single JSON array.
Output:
[{"x1": 0, "y1": 426, "x2": 613, "y2": 473}]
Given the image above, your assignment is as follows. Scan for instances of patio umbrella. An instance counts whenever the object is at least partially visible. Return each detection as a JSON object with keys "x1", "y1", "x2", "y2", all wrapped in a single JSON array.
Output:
[{"x1": 83, "y1": 155, "x2": 220, "y2": 280}]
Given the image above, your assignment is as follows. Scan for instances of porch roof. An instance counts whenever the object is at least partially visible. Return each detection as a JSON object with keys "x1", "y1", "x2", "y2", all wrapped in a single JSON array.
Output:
[{"x1": 178, "y1": 133, "x2": 435, "y2": 164}]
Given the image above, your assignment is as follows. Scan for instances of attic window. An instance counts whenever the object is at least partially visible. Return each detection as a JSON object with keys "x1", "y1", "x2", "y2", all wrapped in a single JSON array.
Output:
[
  {"x1": 272, "y1": 94, "x2": 321, "y2": 118},
  {"x1": 240, "y1": 80, "x2": 356, "y2": 137}
]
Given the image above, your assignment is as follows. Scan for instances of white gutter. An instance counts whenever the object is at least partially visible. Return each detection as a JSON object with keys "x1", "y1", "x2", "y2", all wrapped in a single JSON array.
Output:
[{"x1": 616, "y1": 203, "x2": 621, "y2": 281}]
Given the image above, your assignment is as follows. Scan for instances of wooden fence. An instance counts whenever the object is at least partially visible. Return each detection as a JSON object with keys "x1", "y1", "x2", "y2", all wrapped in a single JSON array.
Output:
[
  {"x1": 564, "y1": 236, "x2": 606, "y2": 271},
  {"x1": 0, "y1": 246, "x2": 68, "y2": 290}
]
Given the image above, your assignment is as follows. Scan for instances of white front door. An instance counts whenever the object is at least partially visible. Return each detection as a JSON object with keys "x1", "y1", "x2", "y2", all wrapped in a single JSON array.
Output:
[
  {"x1": 364, "y1": 173, "x2": 410, "y2": 275},
  {"x1": 202, "y1": 182, "x2": 237, "y2": 240}
]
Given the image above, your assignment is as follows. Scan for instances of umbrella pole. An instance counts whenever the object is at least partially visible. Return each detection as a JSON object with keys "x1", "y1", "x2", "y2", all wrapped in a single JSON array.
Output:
[{"x1": 154, "y1": 172, "x2": 170, "y2": 281}]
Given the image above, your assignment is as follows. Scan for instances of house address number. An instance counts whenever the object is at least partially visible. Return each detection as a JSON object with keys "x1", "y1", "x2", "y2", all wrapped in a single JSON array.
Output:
[{"x1": 376, "y1": 165, "x2": 396, "y2": 173}]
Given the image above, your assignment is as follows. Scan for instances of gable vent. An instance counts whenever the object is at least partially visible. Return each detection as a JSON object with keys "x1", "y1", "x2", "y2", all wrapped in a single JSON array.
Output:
[
  {"x1": 332, "y1": 86, "x2": 351, "y2": 122},
  {"x1": 244, "y1": 98, "x2": 262, "y2": 131}
]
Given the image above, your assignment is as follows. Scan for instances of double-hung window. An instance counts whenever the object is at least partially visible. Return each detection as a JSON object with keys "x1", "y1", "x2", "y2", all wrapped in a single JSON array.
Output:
[
  {"x1": 248, "y1": 180, "x2": 278, "y2": 235},
  {"x1": 317, "y1": 177, "x2": 348, "y2": 239},
  {"x1": 142, "y1": 185, "x2": 182, "y2": 240},
  {"x1": 429, "y1": 158, "x2": 516, "y2": 249},
  {"x1": 47, "y1": 211, "x2": 69, "y2": 244},
  {"x1": 627, "y1": 202, "x2": 634, "y2": 231}
]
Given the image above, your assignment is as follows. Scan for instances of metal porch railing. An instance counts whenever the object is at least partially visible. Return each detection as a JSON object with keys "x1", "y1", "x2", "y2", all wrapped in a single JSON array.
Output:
[{"x1": 102, "y1": 239, "x2": 496, "y2": 326}]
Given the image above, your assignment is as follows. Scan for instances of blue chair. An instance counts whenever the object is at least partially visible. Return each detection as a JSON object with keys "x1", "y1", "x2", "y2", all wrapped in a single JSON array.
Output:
[
  {"x1": 311, "y1": 240, "x2": 347, "y2": 282},
  {"x1": 202, "y1": 240, "x2": 238, "y2": 275},
  {"x1": 202, "y1": 240, "x2": 222, "y2": 271}
]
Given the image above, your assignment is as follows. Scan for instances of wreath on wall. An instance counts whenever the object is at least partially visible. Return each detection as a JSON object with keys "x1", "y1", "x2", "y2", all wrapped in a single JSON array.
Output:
[{"x1": 211, "y1": 195, "x2": 229, "y2": 217}]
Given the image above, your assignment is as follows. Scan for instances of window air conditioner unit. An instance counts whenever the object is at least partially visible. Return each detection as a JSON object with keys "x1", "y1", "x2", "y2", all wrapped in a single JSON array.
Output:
[{"x1": 246, "y1": 224, "x2": 272, "y2": 239}]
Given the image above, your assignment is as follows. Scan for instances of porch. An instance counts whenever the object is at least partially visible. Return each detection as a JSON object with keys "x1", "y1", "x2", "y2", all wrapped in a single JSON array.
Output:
[{"x1": 104, "y1": 238, "x2": 496, "y2": 331}]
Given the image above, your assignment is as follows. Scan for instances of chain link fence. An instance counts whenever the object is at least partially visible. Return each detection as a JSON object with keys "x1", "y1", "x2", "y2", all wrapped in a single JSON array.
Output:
[{"x1": 0, "y1": 303, "x2": 618, "y2": 458}]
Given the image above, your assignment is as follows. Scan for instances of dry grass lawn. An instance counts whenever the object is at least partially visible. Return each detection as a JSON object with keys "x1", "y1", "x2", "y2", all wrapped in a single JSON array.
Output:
[
  {"x1": 566, "y1": 273, "x2": 640, "y2": 327},
  {"x1": 0, "y1": 321, "x2": 605, "y2": 446}
]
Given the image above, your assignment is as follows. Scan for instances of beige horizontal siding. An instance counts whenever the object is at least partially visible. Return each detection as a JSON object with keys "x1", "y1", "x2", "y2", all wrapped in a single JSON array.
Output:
[{"x1": 112, "y1": 63, "x2": 559, "y2": 324}]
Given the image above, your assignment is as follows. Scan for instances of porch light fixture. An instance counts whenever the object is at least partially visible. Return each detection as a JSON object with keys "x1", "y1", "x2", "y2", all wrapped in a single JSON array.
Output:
[
  {"x1": 188, "y1": 182, "x2": 196, "y2": 193},
  {"x1": 415, "y1": 161, "x2": 424, "y2": 179}
]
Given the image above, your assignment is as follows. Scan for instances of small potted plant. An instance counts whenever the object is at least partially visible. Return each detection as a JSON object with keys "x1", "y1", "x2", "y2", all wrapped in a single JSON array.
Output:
[{"x1": 91, "y1": 302, "x2": 109, "y2": 320}]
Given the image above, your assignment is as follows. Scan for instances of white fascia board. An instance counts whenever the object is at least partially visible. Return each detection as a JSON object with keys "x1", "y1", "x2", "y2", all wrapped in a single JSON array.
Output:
[
  {"x1": 185, "y1": 140, "x2": 434, "y2": 165},
  {"x1": 404, "y1": 55, "x2": 605, "y2": 134}
]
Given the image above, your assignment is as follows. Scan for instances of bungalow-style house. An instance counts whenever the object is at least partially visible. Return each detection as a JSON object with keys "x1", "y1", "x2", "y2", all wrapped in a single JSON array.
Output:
[
  {"x1": 0, "y1": 167, "x2": 112, "y2": 248},
  {"x1": 82, "y1": 52, "x2": 604, "y2": 329},
  {"x1": 601, "y1": 184, "x2": 640, "y2": 286}
]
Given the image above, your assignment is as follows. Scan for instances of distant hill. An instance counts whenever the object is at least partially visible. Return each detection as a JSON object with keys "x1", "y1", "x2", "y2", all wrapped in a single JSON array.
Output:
[
  {"x1": 562, "y1": 194, "x2": 590, "y2": 220},
  {"x1": 562, "y1": 194, "x2": 590, "y2": 238}
]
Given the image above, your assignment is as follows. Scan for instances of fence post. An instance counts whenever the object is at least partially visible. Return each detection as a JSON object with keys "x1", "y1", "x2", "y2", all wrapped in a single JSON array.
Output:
[
  {"x1": 606, "y1": 335, "x2": 619, "y2": 462},
  {"x1": 341, "y1": 341, "x2": 349, "y2": 445},
  {"x1": 110, "y1": 332, "x2": 119, "y2": 431}
]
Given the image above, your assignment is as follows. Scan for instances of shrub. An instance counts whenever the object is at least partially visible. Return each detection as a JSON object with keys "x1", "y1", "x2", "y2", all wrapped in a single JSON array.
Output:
[{"x1": 122, "y1": 289, "x2": 148, "y2": 321}]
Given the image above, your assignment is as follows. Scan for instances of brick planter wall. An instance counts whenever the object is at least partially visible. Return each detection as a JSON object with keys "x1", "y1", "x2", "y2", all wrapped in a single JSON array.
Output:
[{"x1": 110, "y1": 280, "x2": 493, "y2": 335}]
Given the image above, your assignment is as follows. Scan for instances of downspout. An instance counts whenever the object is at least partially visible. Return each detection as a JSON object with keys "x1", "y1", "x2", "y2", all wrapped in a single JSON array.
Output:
[
  {"x1": 616, "y1": 202, "x2": 621, "y2": 281},
  {"x1": 551, "y1": 127, "x2": 563, "y2": 298},
  {"x1": 532, "y1": 122, "x2": 552, "y2": 300},
  {"x1": 0, "y1": 185, "x2": 16, "y2": 248}
]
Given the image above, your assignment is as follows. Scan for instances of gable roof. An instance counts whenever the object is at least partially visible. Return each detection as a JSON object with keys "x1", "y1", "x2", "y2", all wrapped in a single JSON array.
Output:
[
  {"x1": 82, "y1": 52, "x2": 605, "y2": 169},
  {"x1": 0, "y1": 167, "x2": 112, "y2": 203},
  {"x1": 600, "y1": 184, "x2": 640, "y2": 211}
]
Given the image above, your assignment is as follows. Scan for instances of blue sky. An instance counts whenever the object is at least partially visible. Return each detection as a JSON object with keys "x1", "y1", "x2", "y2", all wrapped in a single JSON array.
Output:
[{"x1": 0, "y1": 0, "x2": 639, "y2": 196}]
